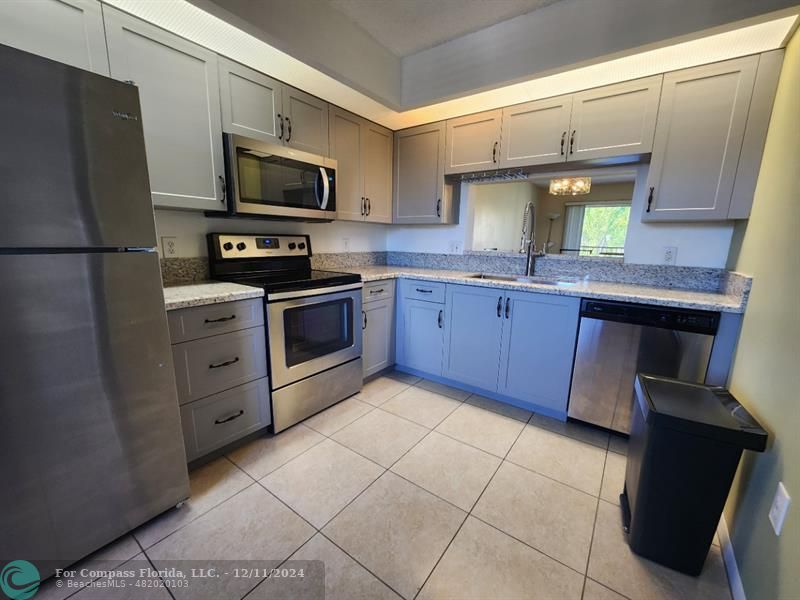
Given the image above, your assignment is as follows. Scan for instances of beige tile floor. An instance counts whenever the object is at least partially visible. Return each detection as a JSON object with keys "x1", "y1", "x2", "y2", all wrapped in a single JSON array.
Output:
[{"x1": 47, "y1": 374, "x2": 732, "y2": 600}]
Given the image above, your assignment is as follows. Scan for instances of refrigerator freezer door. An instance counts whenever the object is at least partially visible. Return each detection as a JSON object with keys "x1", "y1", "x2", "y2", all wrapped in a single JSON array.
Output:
[
  {"x1": 0, "y1": 44, "x2": 156, "y2": 249},
  {"x1": 0, "y1": 252, "x2": 189, "y2": 572}
]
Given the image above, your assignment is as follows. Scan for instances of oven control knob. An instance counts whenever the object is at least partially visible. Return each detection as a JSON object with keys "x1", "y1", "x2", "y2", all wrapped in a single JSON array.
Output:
[
  {"x1": 298, "y1": 242, "x2": 306, "y2": 250},
  {"x1": 222, "y1": 242, "x2": 233, "y2": 251},
  {"x1": 236, "y1": 242, "x2": 247, "y2": 251},
  {"x1": 288, "y1": 243, "x2": 297, "y2": 250}
]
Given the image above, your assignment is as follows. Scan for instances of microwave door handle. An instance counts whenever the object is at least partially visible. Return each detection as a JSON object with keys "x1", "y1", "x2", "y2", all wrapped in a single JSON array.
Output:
[{"x1": 316, "y1": 167, "x2": 330, "y2": 210}]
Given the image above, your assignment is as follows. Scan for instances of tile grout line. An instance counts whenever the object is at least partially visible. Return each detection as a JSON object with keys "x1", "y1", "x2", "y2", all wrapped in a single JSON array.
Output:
[
  {"x1": 410, "y1": 410, "x2": 533, "y2": 599},
  {"x1": 580, "y1": 449, "x2": 609, "y2": 599}
]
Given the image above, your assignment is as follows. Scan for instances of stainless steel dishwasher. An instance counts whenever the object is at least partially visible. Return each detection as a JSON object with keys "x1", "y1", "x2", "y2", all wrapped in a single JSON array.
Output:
[{"x1": 568, "y1": 299, "x2": 719, "y2": 434}]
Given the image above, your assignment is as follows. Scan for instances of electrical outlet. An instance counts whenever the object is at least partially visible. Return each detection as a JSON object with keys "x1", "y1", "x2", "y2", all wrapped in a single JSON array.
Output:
[
  {"x1": 448, "y1": 240, "x2": 463, "y2": 254},
  {"x1": 769, "y1": 481, "x2": 791, "y2": 535},
  {"x1": 161, "y1": 236, "x2": 177, "y2": 257},
  {"x1": 342, "y1": 237, "x2": 350, "y2": 252},
  {"x1": 663, "y1": 246, "x2": 678, "y2": 265}
]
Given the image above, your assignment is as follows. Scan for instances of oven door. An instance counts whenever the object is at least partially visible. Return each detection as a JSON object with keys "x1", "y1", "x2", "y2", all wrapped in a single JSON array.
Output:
[
  {"x1": 267, "y1": 284, "x2": 362, "y2": 389},
  {"x1": 226, "y1": 133, "x2": 337, "y2": 220}
]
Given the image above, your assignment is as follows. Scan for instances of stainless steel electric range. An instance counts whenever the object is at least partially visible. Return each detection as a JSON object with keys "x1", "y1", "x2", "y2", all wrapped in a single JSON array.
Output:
[{"x1": 208, "y1": 233, "x2": 363, "y2": 432}]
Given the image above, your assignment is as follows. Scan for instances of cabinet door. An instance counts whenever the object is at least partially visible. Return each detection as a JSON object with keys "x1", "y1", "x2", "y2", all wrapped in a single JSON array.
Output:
[
  {"x1": 329, "y1": 107, "x2": 365, "y2": 221},
  {"x1": 643, "y1": 56, "x2": 758, "y2": 221},
  {"x1": 363, "y1": 298, "x2": 395, "y2": 378},
  {"x1": 0, "y1": 0, "x2": 109, "y2": 75},
  {"x1": 219, "y1": 57, "x2": 283, "y2": 144},
  {"x1": 568, "y1": 76, "x2": 662, "y2": 162},
  {"x1": 104, "y1": 8, "x2": 225, "y2": 211},
  {"x1": 445, "y1": 110, "x2": 502, "y2": 174},
  {"x1": 394, "y1": 122, "x2": 446, "y2": 224},
  {"x1": 283, "y1": 86, "x2": 329, "y2": 155},
  {"x1": 442, "y1": 286, "x2": 505, "y2": 391},
  {"x1": 399, "y1": 299, "x2": 444, "y2": 376},
  {"x1": 363, "y1": 121, "x2": 394, "y2": 223},
  {"x1": 498, "y1": 292, "x2": 579, "y2": 415},
  {"x1": 499, "y1": 96, "x2": 572, "y2": 168}
]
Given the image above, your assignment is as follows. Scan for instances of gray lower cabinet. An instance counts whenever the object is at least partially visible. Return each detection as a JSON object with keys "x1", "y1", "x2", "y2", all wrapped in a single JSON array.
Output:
[
  {"x1": 103, "y1": 6, "x2": 226, "y2": 211},
  {"x1": 180, "y1": 378, "x2": 269, "y2": 462},
  {"x1": 362, "y1": 280, "x2": 395, "y2": 377},
  {"x1": 497, "y1": 291, "x2": 580, "y2": 414},
  {"x1": 0, "y1": 0, "x2": 109, "y2": 75},
  {"x1": 408, "y1": 282, "x2": 580, "y2": 416},
  {"x1": 396, "y1": 280, "x2": 445, "y2": 375},
  {"x1": 168, "y1": 299, "x2": 270, "y2": 462}
]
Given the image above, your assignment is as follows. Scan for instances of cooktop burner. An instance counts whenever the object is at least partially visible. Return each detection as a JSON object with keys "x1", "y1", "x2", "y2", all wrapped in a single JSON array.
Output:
[{"x1": 206, "y1": 232, "x2": 361, "y2": 294}]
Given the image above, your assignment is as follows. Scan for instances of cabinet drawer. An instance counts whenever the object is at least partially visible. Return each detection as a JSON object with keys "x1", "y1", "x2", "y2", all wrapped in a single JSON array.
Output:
[
  {"x1": 180, "y1": 378, "x2": 270, "y2": 461},
  {"x1": 363, "y1": 280, "x2": 395, "y2": 304},
  {"x1": 168, "y1": 298, "x2": 264, "y2": 343},
  {"x1": 173, "y1": 326, "x2": 267, "y2": 404},
  {"x1": 401, "y1": 279, "x2": 445, "y2": 303}
]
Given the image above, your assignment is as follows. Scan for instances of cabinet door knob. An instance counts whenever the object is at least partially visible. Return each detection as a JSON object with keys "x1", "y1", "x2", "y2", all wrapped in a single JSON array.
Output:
[
  {"x1": 437, "y1": 309, "x2": 443, "y2": 329},
  {"x1": 560, "y1": 131, "x2": 566, "y2": 156},
  {"x1": 647, "y1": 187, "x2": 655, "y2": 213},
  {"x1": 504, "y1": 298, "x2": 511, "y2": 319},
  {"x1": 361, "y1": 197, "x2": 365, "y2": 216},
  {"x1": 277, "y1": 113, "x2": 284, "y2": 140},
  {"x1": 496, "y1": 296, "x2": 503, "y2": 318},
  {"x1": 285, "y1": 116, "x2": 292, "y2": 142},
  {"x1": 569, "y1": 130, "x2": 576, "y2": 155},
  {"x1": 218, "y1": 175, "x2": 227, "y2": 202},
  {"x1": 362, "y1": 310, "x2": 367, "y2": 330},
  {"x1": 436, "y1": 198, "x2": 441, "y2": 218},
  {"x1": 492, "y1": 141, "x2": 498, "y2": 163},
  {"x1": 366, "y1": 197, "x2": 371, "y2": 216}
]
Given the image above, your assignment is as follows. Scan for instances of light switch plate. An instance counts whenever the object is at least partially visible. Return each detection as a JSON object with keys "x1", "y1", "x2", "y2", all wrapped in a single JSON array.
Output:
[
  {"x1": 342, "y1": 237, "x2": 350, "y2": 252},
  {"x1": 663, "y1": 246, "x2": 678, "y2": 265},
  {"x1": 769, "y1": 481, "x2": 791, "y2": 535}
]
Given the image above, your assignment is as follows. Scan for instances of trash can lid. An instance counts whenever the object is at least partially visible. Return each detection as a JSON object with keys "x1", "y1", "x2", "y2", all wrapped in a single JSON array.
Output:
[{"x1": 635, "y1": 374, "x2": 768, "y2": 452}]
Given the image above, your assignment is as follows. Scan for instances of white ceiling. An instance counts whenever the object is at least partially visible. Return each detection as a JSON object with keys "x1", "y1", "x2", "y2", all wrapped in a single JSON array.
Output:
[{"x1": 327, "y1": 0, "x2": 562, "y2": 56}]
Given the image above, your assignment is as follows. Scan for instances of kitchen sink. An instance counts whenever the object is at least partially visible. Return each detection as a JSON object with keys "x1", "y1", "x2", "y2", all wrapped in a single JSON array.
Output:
[{"x1": 468, "y1": 273, "x2": 578, "y2": 286}]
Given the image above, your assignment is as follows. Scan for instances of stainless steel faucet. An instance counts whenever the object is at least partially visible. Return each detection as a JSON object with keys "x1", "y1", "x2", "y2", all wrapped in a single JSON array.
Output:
[{"x1": 520, "y1": 201, "x2": 542, "y2": 276}]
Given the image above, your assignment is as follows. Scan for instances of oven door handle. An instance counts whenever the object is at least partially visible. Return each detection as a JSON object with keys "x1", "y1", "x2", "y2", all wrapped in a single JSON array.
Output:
[
  {"x1": 316, "y1": 167, "x2": 330, "y2": 210},
  {"x1": 267, "y1": 282, "x2": 363, "y2": 302}
]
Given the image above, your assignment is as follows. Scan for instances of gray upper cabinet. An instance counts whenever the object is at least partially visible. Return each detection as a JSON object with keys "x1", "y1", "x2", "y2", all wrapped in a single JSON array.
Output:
[
  {"x1": 219, "y1": 57, "x2": 283, "y2": 144},
  {"x1": 445, "y1": 110, "x2": 502, "y2": 174},
  {"x1": 567, "y1": 76, "x2": 662, "y2": 162},
  {"x1": 0, "y1": 0, "x2": 109, "y2": 75},
  {"x1": 499, "y1": 96, "x2": 573, "y2": 168},
  {"x1": 218, "y1": 59, "x2": 328, "y2": 155},
  {"x1": 329, "y1": 107, "x2": 364, "y2": 221},
  {"x1": 642, "y1": 56, "x2": 758, "y2": 222},
  {"x1": 329, "y1": 107, "x2": 393, "y2": 223},
  {"x1": 104, "y1": 7, "x2": 225, "y2": 211},
  {"x1": 394, "y1": 122, "x2": 455, "y2": 224},
  {"x1": 283, "y1": 86, "x2": 329, "y2": 155}
]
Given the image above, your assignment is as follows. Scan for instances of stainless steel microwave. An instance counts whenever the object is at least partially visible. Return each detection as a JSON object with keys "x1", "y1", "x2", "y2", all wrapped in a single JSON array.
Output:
[{"x1": 223, "y1": 133, "x2": 337, "y2": 221}]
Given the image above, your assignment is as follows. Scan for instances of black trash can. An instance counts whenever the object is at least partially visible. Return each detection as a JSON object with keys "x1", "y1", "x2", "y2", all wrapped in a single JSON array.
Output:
[{"x1": 620, "y1": 374, "x2": 768, "y2": 576}]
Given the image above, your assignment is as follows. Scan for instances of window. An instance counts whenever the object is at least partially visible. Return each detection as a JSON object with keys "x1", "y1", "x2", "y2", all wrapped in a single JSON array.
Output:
[{"x1": 562, "y1": 202, "x2": 630, "y2": 257}]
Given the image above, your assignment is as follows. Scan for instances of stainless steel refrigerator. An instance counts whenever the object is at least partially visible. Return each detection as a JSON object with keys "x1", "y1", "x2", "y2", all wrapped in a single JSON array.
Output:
[{"x1": 0, "y1": 45, "x2": 189, "y2": 573}]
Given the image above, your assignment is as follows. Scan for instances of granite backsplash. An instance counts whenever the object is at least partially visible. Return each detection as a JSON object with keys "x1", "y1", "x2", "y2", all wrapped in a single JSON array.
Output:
[{"x1": 161, "y1": 251, "x2": 751, "y2": 296}]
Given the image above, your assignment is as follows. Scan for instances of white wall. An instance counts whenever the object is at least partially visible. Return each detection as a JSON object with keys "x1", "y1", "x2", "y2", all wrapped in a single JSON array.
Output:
[
  {"x1": 624, "y1": 165, "x2": 735, "y2": 267},
  {"x1": 154, "y1": 209, "x2": 387, "y2": 257}
]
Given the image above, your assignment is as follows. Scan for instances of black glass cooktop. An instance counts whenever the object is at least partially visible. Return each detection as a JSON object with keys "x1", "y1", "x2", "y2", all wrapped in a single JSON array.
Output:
[{"x1": 220, "y1": 269, "x2": 361, "y2": 294}]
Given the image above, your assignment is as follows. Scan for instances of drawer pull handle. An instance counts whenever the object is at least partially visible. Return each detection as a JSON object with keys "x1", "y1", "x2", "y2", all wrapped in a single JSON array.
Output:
[
  {"x1": 209, "y1": 357, "x2": 240, "y2": 369},
  {"x1": 369, "y1": 288, "x2": 385, "y2": 294},
  {"x1": 415, "y1": 288, "x2": 433, "y2": 294},
  {"x1": 205, "y1": 315, "x2": 236, "y2": 324},
  {"x1": 214, "y1": 410, "x2": 244, "y2": 425}
]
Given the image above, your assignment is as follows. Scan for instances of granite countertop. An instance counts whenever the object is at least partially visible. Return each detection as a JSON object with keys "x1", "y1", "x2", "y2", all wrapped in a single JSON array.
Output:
[
  {"x1": 162, "y1": 267, "x2": 746, "y2": 313},
  {"x1": 163, "y1": 282, "x2": 264, "y2": 311},
  {"x1": 351, "y1": 266, "x2": 747, "y2": 313}
]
